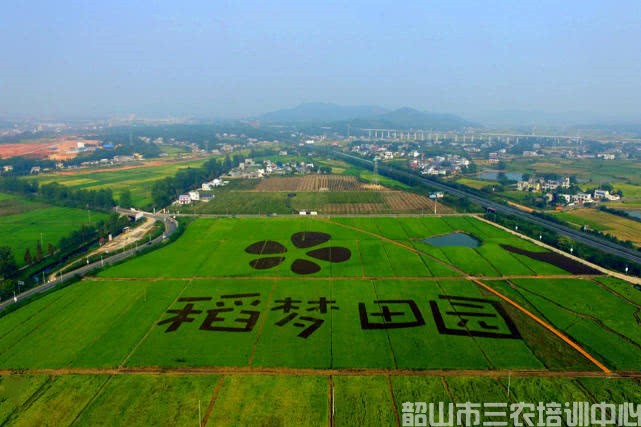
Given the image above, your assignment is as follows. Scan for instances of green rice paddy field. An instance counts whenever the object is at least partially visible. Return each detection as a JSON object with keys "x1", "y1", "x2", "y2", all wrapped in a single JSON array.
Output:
[
  {"x1": 0, "y1": 216, "x2": 639, "y2": 424},
  {"x1": 0, "y1": 193, "x2": 109, "y2": 267},
  {"x1": 25, "y1": 157, "x2": 210, "y2": 207}
]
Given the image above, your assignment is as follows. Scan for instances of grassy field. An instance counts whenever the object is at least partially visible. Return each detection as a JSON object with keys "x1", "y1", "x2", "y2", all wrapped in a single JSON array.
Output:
[
  {"x1": 1, "y1": 215, "x2": 640, "y2": 423},
  {"x1": 507, "y1": 158, "x2": 641, "y2": 185},
  {"x1": 613, "y1": 182, "x2": 641, "y2": 198},
  {"x1": 26, "y1": 157, "x2": 211, "y2": 206},
  {"x1": 0, "y1": 193, "x2": 109, "y2": 266},
  {"x1": 2, "y1": 373, "x2": 639, "y2": 425},
  {"x1": 97, "y1": 216, "x2": 561, "y2": 279},
  {"x1": 553, "y1": 208, "x2": 641, "y2": 244},
  {"x1": 456, "y1": 178, "x2": 499, "y2": 190}
]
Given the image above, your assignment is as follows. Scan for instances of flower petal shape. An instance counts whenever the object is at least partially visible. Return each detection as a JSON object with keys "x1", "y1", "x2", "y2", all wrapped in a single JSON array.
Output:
[
  {"x1": 290, "y1": 232, "x2": 331, "y2": 249},
  {"x1": 249, "y1": 256, "x2": 285, "y2": 269},
  {"x1": 245, "y1": 241, "x2": 287, "y2": 255},
  {"x1": 291, "y1": 258, "x2": 321, "y2": 275},
  {"x1": 306, "y1": 247, "x2": 351, "y2": 263}
]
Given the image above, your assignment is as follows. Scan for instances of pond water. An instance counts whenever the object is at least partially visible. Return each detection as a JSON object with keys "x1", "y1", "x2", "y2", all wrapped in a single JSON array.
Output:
[
  {"x1": 423, "y1": 232, "x2": 481, "y2": 248},
  {"x1": 628, "y1": 211, "x2": 641, "y2": 220},
  {"x1": 477, "y1": 171, "x2": 523, "y2": 181}
]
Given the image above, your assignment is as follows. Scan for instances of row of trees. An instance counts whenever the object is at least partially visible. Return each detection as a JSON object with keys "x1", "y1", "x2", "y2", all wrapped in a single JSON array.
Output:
[
  {"x1": 0, "y1": 156, "x2": 56, "y2": 176},
  {"x1": 0, "y1": 178, "x2": 115, "y2": 209},
  {"x1": 23, "y1": 241, "x2": 55, "y2": 266},
  {"x1": 0, "y1": 212, "x2": 130, "y2": 282},
  {"x1": 58, "y1": 213, "x2": 130, "y2": 250},
  {"x1": 150, "y1": 155, "x2": 242, "y2": 208}
]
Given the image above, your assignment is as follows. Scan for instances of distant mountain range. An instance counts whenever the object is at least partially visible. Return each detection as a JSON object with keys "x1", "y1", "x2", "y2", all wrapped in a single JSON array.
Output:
[{"x1": 255, "y1": 103, "x2": 476, "y2": 131}]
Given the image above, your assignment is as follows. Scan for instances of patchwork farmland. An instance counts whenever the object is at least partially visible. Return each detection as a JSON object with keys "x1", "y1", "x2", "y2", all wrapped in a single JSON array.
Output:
[
  {"x1": 26, "y1": 157, "x2": 210, "y2": 207},
  {"x1": 1, "y1": 215, "x2": 640, "y2": 425},
  {"x1": 184, "y1": 174, "x2": 450, "y2": 214}
]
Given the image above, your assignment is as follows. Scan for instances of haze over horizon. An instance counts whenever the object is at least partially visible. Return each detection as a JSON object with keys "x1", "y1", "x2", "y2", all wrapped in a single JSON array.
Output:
[{"x1": 2, "y1": 1, "x2": 641, "y2": 123}]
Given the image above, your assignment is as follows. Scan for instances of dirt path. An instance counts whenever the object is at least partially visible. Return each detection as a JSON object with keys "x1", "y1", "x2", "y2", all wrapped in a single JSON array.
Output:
[
  {"x1": 84, "y1": 274, "x2": 604, "y2": 282},
  {"x1": 50, "y1": 218, "x2": 156, "y2": 281},
  {"x1": 0, "y1": 366, "x2": 638, "y2": 378},
  {"x1": 324, "y1": 218, "x2": 612, "y2": 373},
  {"x1": 90, "y1": 218, "x2": 156, "y2": 255}
]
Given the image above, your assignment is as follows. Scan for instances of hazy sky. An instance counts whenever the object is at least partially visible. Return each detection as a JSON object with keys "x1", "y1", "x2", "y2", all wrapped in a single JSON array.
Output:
[{"x1": 1, "y1": 1, "x2": 640, "y2": 120}]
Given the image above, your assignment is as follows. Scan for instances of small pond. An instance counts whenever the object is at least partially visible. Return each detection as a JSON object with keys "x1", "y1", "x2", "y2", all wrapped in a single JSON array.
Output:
[
  {"x1": 423, "y1": 232, "x2": 481, "y2": 248},
  {"x1": 628, "y1": 211, "x2": 641, "y2": 220},
  {"x1": 477, "y1": 171, "x2": 523, "y2": 181}
]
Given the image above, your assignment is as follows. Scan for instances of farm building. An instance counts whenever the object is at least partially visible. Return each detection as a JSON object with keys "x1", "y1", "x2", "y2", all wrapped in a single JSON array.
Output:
[
  {"x1": 188, "y1": 191, "x2": 200, "y2": 201},
  {"x1": 593, "y1": 189, "x2": 620, "y2": 201},
  {"x1": 178, "y1": 195, "x2": 191, "y2": 205}
]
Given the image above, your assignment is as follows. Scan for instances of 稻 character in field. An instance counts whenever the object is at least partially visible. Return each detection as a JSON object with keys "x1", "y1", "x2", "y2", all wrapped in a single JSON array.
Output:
[
  {"x1": 200, "y1": 293, "x2": 262, "y2": 332},
  {"x1": 158, "y1": 297, "x2": 211, "y2": 332}
]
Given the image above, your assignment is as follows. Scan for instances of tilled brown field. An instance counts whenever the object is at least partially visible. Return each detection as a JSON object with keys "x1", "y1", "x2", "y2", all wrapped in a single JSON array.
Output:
[
  {"x1": 383, "y1": 192, "x2": 453, "y2": 213},
  {"x1": 313, "y1": 191, "x2": 453, "y2": 214},
  {"x1": 321, "y1": 203, "x2": 387, "y2": 213},
  {"x1": 254, "y1": 175, "x2": 376, "y2": 192}
]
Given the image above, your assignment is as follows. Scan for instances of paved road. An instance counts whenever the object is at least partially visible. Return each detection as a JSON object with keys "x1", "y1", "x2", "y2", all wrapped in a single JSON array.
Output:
[
  {"x1": 333, "y1": 151, "x2": 641, "y2": 265},
  {"x1": 0, "y1": 211, "x2": 177, "y2": 312}
]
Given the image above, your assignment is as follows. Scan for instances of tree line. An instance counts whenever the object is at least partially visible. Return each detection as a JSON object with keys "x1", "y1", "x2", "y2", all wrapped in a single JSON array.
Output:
[
  {"x1": 0, "y1": 177, "x2": 115, "y2": 209},
  {"x1": 0, "y1": 212, "x2": 132, "y2": 298}
]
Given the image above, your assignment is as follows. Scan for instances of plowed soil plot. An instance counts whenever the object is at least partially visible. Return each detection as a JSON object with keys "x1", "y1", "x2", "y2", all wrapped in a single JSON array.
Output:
[
  {"x1": 254, "y1": 175, "x2": 366, "y2": 192},
  {"x1": 499, "y1": 244, "x2": 602, "y2": 275},
  {"x1": 383, "y1": 192, "x2": 453, "y2": 213}
]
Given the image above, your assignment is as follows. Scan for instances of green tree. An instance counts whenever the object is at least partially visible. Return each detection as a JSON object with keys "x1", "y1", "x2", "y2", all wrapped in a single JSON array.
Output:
[
  {"x1": 0, "y1": 247, "x2": 17, "y2": 278},
  {"x1": 47, "y1": 243, "x2": 55, "y2": 256},
  {"x1": 36, "y1": 240, "x2": 43, "y2": 262},
  {"x1": 119, "y1": 188, "x2": 133, "y2": 208},
  {"x1": 24, "y1": 248, "x2": 32, "y2": 266}
]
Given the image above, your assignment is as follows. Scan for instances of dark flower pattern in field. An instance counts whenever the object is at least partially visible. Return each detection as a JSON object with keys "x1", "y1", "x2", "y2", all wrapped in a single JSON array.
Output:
[{"x1": 245, "y1": 231, "x2": 351, "y2": 274}]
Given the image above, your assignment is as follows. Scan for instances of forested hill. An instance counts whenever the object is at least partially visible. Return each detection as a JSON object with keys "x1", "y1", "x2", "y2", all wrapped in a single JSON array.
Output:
[{"x1": 256, "y1": 103, "x2": 476, "y2": 131}]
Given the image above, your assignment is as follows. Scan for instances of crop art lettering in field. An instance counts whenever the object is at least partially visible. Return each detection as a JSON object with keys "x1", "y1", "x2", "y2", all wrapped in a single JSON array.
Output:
[
  {"x1": 159, "y1": 294, "x2": 262, "y2": 333},
  {"x1": 358, "y1": 300, "x2": 426, "y2": 329},
  {"x1": 430, "y1": 295, "x2": 522, "y2": 339},
  {"x1": 158, "y1": 293, "x2": 523, "y2": 340},
  {"x1": 272, "y1": 296, "x2": 339, "y2": 338}
]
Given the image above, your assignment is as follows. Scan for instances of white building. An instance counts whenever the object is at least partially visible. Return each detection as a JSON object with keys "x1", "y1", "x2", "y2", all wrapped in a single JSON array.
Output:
[
  {"x1": 573, "y1": 193, "x2": 593, "y2": 203},
  {"x1": 593, "y1": 190, "x2": 620, "y2": 201},
  {"x1": 188, "y1": 191, "x2": 200, "y2": 201},
  {"x1": 178, "y1": 195, "x2": 191, "y2": 205}
]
